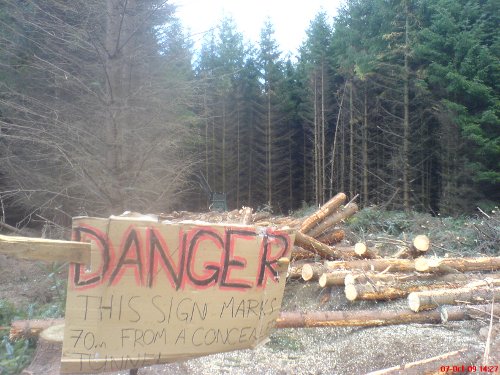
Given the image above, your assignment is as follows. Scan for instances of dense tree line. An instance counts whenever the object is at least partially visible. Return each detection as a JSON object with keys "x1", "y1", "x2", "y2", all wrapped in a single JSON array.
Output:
[
  {"x1": 0, "y1": 0, "x2": 498, "y2": 225},
  {"x1": 194, "y1": 0, "x2": 499, "y2": 215}
]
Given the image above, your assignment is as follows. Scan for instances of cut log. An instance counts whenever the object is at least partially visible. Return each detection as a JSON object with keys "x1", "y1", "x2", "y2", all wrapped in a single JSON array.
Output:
[
  {"x1": 413, "y1": 235, "x2": 430, "y2": 252},
  {"x1": 408, "y1": 282, "x2": 500, "y2": 312},
  {"x1": 415, "y1": 256, "x2": 500, "y2": 273},
  {"x1": 366, "y1": 348, "x2": 480, "y2": 375},
  {"x1": 316, "y1": 228, "x2": 345, "y2": 245},
  {"x1": 0, "y1": 234, "x2": 90, "y2": 265},
  {"x1": 345, "y1": 282, "x2": 465, "y2": 302},
  {"x1": 275, "y1": 303, "x2": 500, "y2": 328},
  {"x1": 324, "y1": 258, "x2": 417, "y2": 273},
  {"x1": 300, "y1": 193, "x2": 347, "y2": 234},
  {"x1": 21, "y1": 324, "x2": 64, "y2": 375},
  {"x1": 392, "y1": 235, "x2": 430, "y2": 259},
  {"x1": 307, "y1": 203, "x2": 359, "y2": 239},
  {"x1": 291, "y1": 247, "x2": 317, "y2": 261},
  {"x1": 287, "y1": 262, "x2": 306, "y2": 279},
  {"x1": 301, "y1": 263, "x2": 327, "y2": 281},
  {"x1": 294, "y1": 231, "x2": 345, "y2": 259},
  {"x1": 9, "y1": 318, "x2": 65, "y2": 341},
  {"x1": 319, "y1": 271, "x2": 352, "y2": 287},
  {"x1": 353, "y1": 242, "x2": 378, "y2": 259},
  {"x1": 344, "y1": 271, "x2": 500, "y2": 286},
  {"x1": 11, "y1": 304, "x2": 500, "y2": 339}
]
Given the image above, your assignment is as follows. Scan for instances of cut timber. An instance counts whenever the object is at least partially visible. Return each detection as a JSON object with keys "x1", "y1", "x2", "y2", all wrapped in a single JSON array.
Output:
[
  {"x1": 275, "y1": 303, "x2": 500, "y2": 328},
  {"x1": 301, "y1": 263, "x2": 327, "y2": 281},
  {"x1": 344, "y1": 271, "x2": 500, "y2": 286},
  {"x1": 21, "y1": 324, "x2": 64, "y2": 375},
  {"x1": 353, "y1": 242, "x2": 378, "y2": 259},
  {"x1": 408, "y1": 282, "x2": 500, "y2": 312},
  {"x1": 415, "y1": 256, "x2": 500, "y2": 273},
  {"x1": 300, "y1": 192, "x2": 347, "y2": 234},
  {"x1": 413, "y1": 235, "x2": 430, "y2": 252},
  {"x1": 9, "y1": 318, "x2": 65, "y2": 341},
  {"x1": 10, "y1": 304, "x2": 500, "y2": 338},
  {"x1": 392, "y1": 235, "x2": 430, "y2": 259},
  {"x1": 0, "y1": 234, "x2": 90, "y2": 265},
  {"x1": 294, "y1": 231, "x2": 343, "y2": 259},
  {"x1": 325, "y1": 258, "x2": 416, "y2": 273},
  {"x1": 345, "y1": 282, "x2": 465, "y2": 302},
  {"x1": 319, "y1": 271, "x2": 352, "y2": 287},
  {"x1": 316, "y1": 229, "x2": 345, "y2": 245},
  {"x1": 366, "y1": 348, "x2": 479, "y2": 375},
  {"x1": 307, "y1": 203, "x2": 358, "y2": 239},
  {"x1": 291, "y1": 247, "x2": 317, "y2": 261}
]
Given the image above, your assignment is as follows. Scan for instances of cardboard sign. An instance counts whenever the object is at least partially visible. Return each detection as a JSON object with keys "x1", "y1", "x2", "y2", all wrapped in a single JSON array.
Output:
[{"x1": 61, "y1": 216, "x2": 294, "y2": 373}]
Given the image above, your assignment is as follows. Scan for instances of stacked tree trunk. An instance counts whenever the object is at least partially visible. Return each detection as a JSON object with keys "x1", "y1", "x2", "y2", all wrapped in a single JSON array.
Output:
[
  {"x1": 289, "y1": 193, "x2": 500, "y2": 322},
  {"x1": 290, "y1": 192, "x2": 381, "y2": 263}
]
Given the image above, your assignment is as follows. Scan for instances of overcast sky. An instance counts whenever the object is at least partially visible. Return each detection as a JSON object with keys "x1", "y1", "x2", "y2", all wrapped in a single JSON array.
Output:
[{"x1": 172, "y1": 0, "x2": 343, "y2": 56}]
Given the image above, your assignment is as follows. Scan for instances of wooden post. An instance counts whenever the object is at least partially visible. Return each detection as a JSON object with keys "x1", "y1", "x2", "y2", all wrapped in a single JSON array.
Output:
[{"x1": 0, "y1": 234, "x2": 90, "y2": 264}]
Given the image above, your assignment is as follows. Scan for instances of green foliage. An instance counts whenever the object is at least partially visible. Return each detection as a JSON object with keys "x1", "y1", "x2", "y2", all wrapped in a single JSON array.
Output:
[
  {"x1": 0, "y1": 336, "x2": 35, "y2": 375},
  {"x1": 0, "y1": 300, "x2": 35, "y2": 375},
  {"x1": 347, "y1": 207, "x2": 413, "y2": 236},
  {"x1": 348, "y1": 207, "x2": 500, "y2": 255},
  {"x1": 0, "y1": 262, "x2": 66, "y2": 375}
]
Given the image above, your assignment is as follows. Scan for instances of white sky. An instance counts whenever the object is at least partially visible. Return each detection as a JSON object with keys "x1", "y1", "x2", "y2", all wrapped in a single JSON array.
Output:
[{"x1": 172, "y1": 0, "x2": 343, "y2": 56}]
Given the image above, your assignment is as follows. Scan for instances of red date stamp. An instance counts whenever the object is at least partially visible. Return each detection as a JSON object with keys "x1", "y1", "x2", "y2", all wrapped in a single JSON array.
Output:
[{"x1": 439, "y1": 365, "x2": 498, "y2": 373}]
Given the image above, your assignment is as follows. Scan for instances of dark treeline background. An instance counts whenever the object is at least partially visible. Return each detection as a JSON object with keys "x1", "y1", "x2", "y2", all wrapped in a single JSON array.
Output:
[{"x1": 0, "y1": 0, "x2": 498, "y2": 225}]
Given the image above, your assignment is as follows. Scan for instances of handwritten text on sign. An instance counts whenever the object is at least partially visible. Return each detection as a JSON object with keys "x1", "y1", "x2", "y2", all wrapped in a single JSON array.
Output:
[{"x1": 61, "y1": 217, "x2": 293, "y2": 373}]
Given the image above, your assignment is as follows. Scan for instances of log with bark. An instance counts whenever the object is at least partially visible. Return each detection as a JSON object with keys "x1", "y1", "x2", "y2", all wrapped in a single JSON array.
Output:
[
  {"x1": 353, "y1": 242, "x2": 378, "y2": 259},
  {"x1": 300, "y1": 193, "x2": 347, "y2": 234},
  {"x1": 307, "y1": 203, "x2": 359, "y2": 239},
  {"x1": 316, "y1": 228, "x2": 345, "y2": 246},
  {"x1": 392, "y1": 235, "x2": 430, "y2": 259},
  {"x1": 408, "y1": 280, "x2": 500, "y2": 312},
  {"x1": 324, "y1": 258, "x2": 417, "y2": 273},
  {"x1": 294, "y1": 231, "x2": 341, "y2": 258},
  {"x1": 344, "y1": 282, "x2": 465, "y2": 302},
  {"x1": 21, "y1": 324, "x2": 64, "y2": 375},
  {"x1": 291, "y1": 247, "x2": 317, "y2": 261},
  {"x1": 344, "y1": 271, "x2": 500, "y2": 286},
  {"x1": 10, "y1": 304, "x2": 500, "y2": 339},
  {"x1": 275, "y1": 303, "x2": 500, "y2": 328},
  {"x1": 415, "y1": 256, "x2": 500, "y2": 273},
  {"x1": 318, "y1": 270, "x2": 352, "y2": 287},
  {"x1": 301, "y1": 263, "x2": 328, "y2": 281}
]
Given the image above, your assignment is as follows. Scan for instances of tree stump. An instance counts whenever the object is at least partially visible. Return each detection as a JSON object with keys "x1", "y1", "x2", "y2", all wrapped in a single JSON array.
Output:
[{"x1": 21, "y1": 324, "x2": 64, "y2": 375}]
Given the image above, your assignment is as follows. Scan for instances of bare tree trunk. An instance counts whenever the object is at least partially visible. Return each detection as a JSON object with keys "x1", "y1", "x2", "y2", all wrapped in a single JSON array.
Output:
[
  {"x1": 349, "y1": 80, "x2": 354, "y2": 198},
  {"x1": 267, "y1": 88, "x2": 272, "y2": 205},
  {"x1": 362, "y1": 84, "x2": 369, "y2": 205},
  {"x1": 321, "y1": 63, "x2": 326, "y2": 204},
  {"x1": 402, "y1": 1, "x2": 411, "y2": 212}
]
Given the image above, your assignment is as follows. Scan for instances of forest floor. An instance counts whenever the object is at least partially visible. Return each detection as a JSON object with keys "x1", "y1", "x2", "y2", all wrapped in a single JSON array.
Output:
[{"x1": 0, "y1": 208, "x2": 499, "y2": 374}]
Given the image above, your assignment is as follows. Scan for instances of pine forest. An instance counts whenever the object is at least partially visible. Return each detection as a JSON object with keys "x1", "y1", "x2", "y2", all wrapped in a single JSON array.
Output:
[{"x1": 0, "y1": 0, "x2": 498, "y2": 224}]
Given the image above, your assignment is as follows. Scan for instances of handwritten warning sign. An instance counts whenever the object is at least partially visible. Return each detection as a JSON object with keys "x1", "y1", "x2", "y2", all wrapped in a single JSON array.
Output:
[{"x1": 61, "y1": 216, "x2": 294, "y2": 373}]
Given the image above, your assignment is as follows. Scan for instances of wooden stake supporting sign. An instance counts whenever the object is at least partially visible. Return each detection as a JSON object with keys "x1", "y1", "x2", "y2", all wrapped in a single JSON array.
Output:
[
  {"x1": 0, "y1": 234, "x2": 91, "y2": 265},
  {"x1": 61, "y1": 216, "x2": 294, "y2": 373}
]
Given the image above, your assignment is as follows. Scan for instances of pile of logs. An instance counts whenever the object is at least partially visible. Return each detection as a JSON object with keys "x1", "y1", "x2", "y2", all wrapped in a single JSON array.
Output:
[{"x1": 288, "y1": 192, "x2": 500, "y2": 323}]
